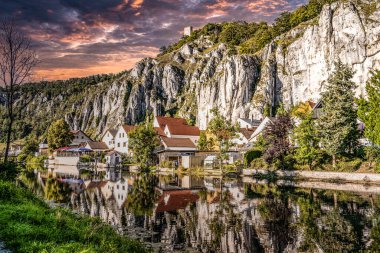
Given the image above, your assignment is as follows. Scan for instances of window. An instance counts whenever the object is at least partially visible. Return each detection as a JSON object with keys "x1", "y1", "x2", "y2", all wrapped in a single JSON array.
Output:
[
  {"x1": 122, "y1": 186, "x2": 125, "y2": 190},
  {"x1": 123, "y1": 142, "x2": 126, "y2": 147},
  {"x1": 117, "y1": 143, "x2": 120, "y2": 147},
  {"x1": 117, "y1": 185, "x2": 119, "y2": 189},
  {"x1": 119, "y1": 133, "x2": 121, "y2": 138}
]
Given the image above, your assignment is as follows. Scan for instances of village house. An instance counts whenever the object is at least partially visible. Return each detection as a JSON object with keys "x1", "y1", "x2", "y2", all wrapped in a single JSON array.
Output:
[
  {"x1": 153, "y1": 116, "x2": 200, "y2": 144},
  {"x1": 70, "y1": 130, "x2": 92, "y2": 146},
  {"x1": 84, "y1": 141, "x2": 109, "y2": 152},
  {"x1": 105, "y1": 151, "x2": 122, "y2": 167},
  {"x1": 248, "y1": 117, "x2": 275, "y2": 143},
  {"x1": 114, "y1": 125, "x2": 136, "y2": 154},
  {"x1": 101, "y1": 129, "x2": 117, "y2": 149},
  {"x1": 237, "y1": 118, "x2": 261, "y2": 129}
]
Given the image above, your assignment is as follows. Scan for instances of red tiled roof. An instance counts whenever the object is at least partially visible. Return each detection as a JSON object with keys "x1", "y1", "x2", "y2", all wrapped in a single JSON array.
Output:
[
  {"x1": 155, "y1": 190, "x2": 199, "y2": 213},
  {"x1": 155, "y1": 116, "x2": 187, "y2": 130},
  {"x1": 154, "y1": 127, "x2": 167, "y2": 137},
  {"x1": 166, "y1": 124, "x2": 200, "y2": 136},
  {"x1": 86, "y1": 141, "x2": 108, "y2": 150},
  {"x1": 239, "y1": 128, "x2": 257, "y2": 139},
  {"x1": 162, "y1": 137, "x2": 196, "y2": 148},
  {"x1": 122, "y1": 125, "x2": 136, "y2": 133}
]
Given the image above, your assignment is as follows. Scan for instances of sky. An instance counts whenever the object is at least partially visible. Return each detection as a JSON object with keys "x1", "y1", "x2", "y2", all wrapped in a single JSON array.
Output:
[{"x1": 0, "y1": 0, "x2": 307, "y2": 81}]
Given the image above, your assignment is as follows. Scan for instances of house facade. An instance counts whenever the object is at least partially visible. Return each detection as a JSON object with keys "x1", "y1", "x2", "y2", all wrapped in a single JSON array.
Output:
[
  {"x1": 101, "y1": 129, "x2": 117, "y2": 149},
  {"x1": 249, "y1": 117, "x2": 275, "y2": 143},
  {"x1": 70, "y1": 130, "x2": 92, "y2": 146},
  {"x1": 114, "y1": 125, "x2": 135, "y2": 154},
  {"x1": 154, "y1": 116, "x2": 200, "y2": 144}
]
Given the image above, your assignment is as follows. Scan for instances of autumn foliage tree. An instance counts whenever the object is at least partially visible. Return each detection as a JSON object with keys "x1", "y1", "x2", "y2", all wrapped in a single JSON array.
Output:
[{"x1": 263, "y1": 109, "x2": 293, "y2": 169}]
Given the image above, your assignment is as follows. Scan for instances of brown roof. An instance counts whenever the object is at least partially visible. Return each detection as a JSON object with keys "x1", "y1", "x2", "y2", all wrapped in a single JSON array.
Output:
[
  {"x1": 155, "y1": 116, "x2": 187, "y2": 130},
  {"x1": 155, "y1": 190, "x2": 199, "y2": 213},
  {"x1": 166, "y1": 124, "x2": 200, "y2": 136},
  {"x1": 306, "y1": 100, "x2": 316, "y2": 108},
  {"x1": 86, "y1": 141, "x2": 108, "y2": 150},
  {"x1": 154, "y1": 127, "x2": 167, "y2": 137},
  {"x1": 239, "y1": 128, "x2": 257, "y2": 139},
  {"x1": 122, "y1": 125, "x2": 136, "y2": 133},
  {"x1": 162, "y1": 137, "x2": 196, "y2": 148}
]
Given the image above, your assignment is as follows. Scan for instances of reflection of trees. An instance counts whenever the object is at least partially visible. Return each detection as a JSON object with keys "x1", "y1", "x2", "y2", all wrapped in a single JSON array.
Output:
[
  {"x1": 258, "y1": 191, "x2": 295, "y2": 253},
  {"x1": 44, "y1": 177, "x2": 71, "y2": 203},
  {"x1": 125, "y1": 173, "x2": 157, "y2": 216},
  {"x1": 18, "y1": 171, "x2": 44, "y2": 197}
]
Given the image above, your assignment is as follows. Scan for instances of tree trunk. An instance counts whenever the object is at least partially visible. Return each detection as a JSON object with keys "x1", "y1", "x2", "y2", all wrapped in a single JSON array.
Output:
[{"x1": 3, "y1": 96, "x2": 13, "y2": 163}]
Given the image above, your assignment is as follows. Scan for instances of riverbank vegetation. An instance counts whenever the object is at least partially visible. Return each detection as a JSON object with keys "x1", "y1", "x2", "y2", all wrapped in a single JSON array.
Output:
[{"x1": 0, "y1": 163, "x2": 147, "y2": 253}]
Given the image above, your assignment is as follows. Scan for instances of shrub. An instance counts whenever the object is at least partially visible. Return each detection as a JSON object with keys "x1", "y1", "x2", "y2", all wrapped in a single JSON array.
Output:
[{"x1": 245, "y1": 149, "x2": 262, "y2": 166}]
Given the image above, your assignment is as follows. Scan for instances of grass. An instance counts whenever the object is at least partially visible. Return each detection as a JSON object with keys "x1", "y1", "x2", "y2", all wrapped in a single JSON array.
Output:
[{"x1": 0, "y1": 164, "x2": 148, "y2": 253}]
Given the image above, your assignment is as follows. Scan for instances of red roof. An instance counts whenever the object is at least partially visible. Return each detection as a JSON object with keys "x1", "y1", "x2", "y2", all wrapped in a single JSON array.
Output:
[
  {"x1": 239, "y1": 128, "x2": 257, "y2": 139},
  {"x1": 155, "y1": 116, "x2": 187, "y2": 130},
  {"x1": 166, "y1": 124, "x2": 200, "y2": 136},
  {"x1": 154, "y1": 127, "x2": 167, "y2": 137},
  {"x1": 155, "y1": 190, "x2": 199, "y2": 213},
  {"x1": 122, "y1": 125, "x2": 136, "y2": 133},
  {"x1": 86, "y1": 141, "x2": 108, "y2": 150},
  {"x1": 162, "y1": 137, "x2": 196, "y2": 148}
]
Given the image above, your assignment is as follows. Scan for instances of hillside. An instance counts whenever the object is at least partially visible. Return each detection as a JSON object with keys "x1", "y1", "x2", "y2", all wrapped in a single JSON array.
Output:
[{"x1": 1, "y1": 0, "x2": 379, "y2": 141}]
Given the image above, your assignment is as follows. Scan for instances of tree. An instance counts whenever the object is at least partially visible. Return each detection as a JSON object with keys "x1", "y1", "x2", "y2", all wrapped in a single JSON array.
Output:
[
  {"x1": 357, "y1": 70, "x2": 380, "y2": 146},
  {"x1": 128, "y1": 123, "x2": 160, "y2": 167},
  {"x1": 317, "y1": 61, "x2": 359, "y2": 167},
  {"x1": 207, "y1": 108, "x2": 238, "y2": 170},
  {"x1": 197, "y1": 131, "x2": 214, "y2": 151},
  {"x1": 47, "y1": 119, "x2": 73, "y2": 152},
  {"x1": 263, "y1": 112, "x2": 293, "y2": 169},
  {"x1": 293, "y1": 112, "x2": 319, "y2": 170},
  {"x1": 0, "y1": 19, "x2": 38, "y2": 163}
]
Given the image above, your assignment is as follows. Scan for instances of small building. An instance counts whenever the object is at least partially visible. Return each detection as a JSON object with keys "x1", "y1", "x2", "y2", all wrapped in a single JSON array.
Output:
[
  {"x1": 154, "y1": 116, "x2": 200, "y2": 144},
  {"x1": 38, "y1": 138, "x2": 49, "y2": 155},
  {"x1": 105, "y1": 151, "x2": 122, "y2": 167},
  {"x1": 114, "y1": 125, "x2": 136, "y2": 154},
  {"x1": 9, "y1": 144, "x2": 24, "y2": 156},
  {"x1": 85, "y1": 141, "x2": 109, "y2": 152},
  {"x1": 70, "y1": 130, "x2": 92, "y2": 146},
  {"x1": 184, "y1": 26, "x2": 193, "y2": 36},
  {"x1": 237, "y1": 118, "x2": 261, "y2": 129},
  {"x1": 232, "y1": 127, "x2": 257, "y2": 146},
  {"x1": 249, "y1": 117, "x2": 275, "y2": 143},
  {"x1": 101, "y1": 129, "x2": 117, "y2": 149}
]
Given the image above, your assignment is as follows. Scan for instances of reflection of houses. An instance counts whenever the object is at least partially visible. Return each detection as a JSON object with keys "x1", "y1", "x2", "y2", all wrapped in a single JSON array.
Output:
[
  {"x1": 9, "y1": 143, "x2": 24, "y2": 156},
  {"x1": 105, "y1": 151, "x2": 122, "y2": 167},
  {"x1": 101, "y1": 129, "x2": 117, "y2": 149},
  {"x1": 154, "y1": 190, "x2": 199, "y2": 213}
]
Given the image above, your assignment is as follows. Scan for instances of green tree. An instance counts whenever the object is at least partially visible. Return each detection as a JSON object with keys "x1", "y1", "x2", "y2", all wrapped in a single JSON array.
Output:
[
  {"x1": 293, "y1": 112, "x2": 319, "y2": 170},
  {"x1": 128, "y1": 123, "x2": 160, "y2": 167},
  {"x1": 317, "y1": 61, "x2": 359, "y2": 167},
  {"x1": 357, "y1": 70, "x2": 380, "y2": 145},
  {"x1": 197, "y1": 131, "x2": 214, "y2": 151},
  {"x1": 207, "y1": 108, "x2": 238, "y2": 170},
  {"x1": 47, "y1": 119, "x2": 73, "y2": 152}
]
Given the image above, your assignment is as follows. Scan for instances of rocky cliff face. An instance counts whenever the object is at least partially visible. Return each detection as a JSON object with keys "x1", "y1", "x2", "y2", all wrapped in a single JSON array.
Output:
[{"x1": 6, "y1": 1, "x2": 380, "y2": 138}]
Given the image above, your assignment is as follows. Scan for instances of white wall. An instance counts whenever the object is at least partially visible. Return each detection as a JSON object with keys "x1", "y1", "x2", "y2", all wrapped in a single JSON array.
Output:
[
  {"x1": 114, "y1": 127, "x2": 129, "y2": 154},
  {"x1": 232, "y1": 133, "x2": 249, "y2": 145},
  {"x1": 102, "y1": 131, "x2": 115, "y2": 149},
  {"x1": 71, "y1": 131, "x2": 92, "y2": 146}
]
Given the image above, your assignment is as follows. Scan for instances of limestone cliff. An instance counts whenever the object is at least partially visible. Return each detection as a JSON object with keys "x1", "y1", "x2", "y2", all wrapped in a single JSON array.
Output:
[{"x1": 2, "y1": 0, "x2": 379, "y2": 139}]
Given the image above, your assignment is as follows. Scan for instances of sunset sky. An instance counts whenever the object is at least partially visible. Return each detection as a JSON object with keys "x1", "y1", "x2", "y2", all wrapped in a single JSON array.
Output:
[{"x1": 1, "y1": 0, "x2": 307, "y2": 81}]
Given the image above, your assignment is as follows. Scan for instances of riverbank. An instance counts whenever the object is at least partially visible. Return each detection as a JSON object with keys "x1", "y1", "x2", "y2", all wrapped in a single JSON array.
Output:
[
  {"x1": 0, "y1": 179, "x2": 147, "y2": 253},
  {"x1": 243, "y1": 169, "x2": 380, "y2": 184}
]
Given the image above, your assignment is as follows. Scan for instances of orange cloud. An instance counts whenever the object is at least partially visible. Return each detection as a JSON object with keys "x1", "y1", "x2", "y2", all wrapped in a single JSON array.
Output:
[{"x1": 131, "y1": 0, "x2": 144, "y2": 9}]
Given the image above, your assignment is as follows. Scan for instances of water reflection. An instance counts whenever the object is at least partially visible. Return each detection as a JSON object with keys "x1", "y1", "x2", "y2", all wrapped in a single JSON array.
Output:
[{"x1": 19, "y1": 166, "x2": 380, "y2": 253}]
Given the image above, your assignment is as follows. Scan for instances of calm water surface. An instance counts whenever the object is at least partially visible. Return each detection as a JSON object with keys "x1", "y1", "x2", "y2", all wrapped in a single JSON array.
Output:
[{"x1": 19, "y1": 166, "x2": 380, "y2": 253}]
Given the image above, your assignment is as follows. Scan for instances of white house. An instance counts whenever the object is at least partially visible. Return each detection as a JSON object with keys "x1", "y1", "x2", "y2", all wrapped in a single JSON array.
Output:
[
  {"x1": 249, "y1": 117, "x2": 275, "y2": 143},
  {"x1": 232, "y1": 128, "x2": 256, "y2": 146},
  {"x1": 114, "y1": 125, "x2": 135, "y2": 154},
  {"x1": 237, "y1": 118, "x2": 261, "y2": 129},
  {"x1": 70, "y1": 130, "x2": 92, "y2": 146},
  {"x1": 153, "y1": 116, "x2": 200, "y2": 144},
  {"x1": 101, "y1": 129, "x2": 117, "y2": 149},
  {"x1": 105, "y1": 151, "x2": 122, "y2": 167}
]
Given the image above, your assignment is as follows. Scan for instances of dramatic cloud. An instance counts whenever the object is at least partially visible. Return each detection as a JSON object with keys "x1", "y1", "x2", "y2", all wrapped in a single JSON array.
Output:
[{"x1": 0, "y1": 0, "x2": 307, "y2": 80}]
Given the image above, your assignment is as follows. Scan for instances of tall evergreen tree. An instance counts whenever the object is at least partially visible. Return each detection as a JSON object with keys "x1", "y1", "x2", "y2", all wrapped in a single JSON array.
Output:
[
  {"x1": 357, "y1": 70, "x2": 380, "y2": 146},
  {"x1": 293, "y1": 112, "x2": 319, "y2": 170},
  {"x1": 317, "y1": 61, "x2": 358, "y2": 167}
]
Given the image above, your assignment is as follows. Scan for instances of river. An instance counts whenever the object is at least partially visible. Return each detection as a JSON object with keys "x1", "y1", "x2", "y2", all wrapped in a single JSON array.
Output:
[{"x1": 19, "y1": 166, "x2": 380, "y2": 253}]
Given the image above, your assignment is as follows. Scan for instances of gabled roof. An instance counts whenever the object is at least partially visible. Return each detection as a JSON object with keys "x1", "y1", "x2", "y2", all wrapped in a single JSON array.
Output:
[
  {"x1": 239, "y1": 128, "x2": 257, "y2": 139},
  {"x1": 154, "y1": 127, "x2": 167, "y2": 137},
  {"x1": 155, "y1": 116, "x2": 187, "y2": 130},
  {"x1": 121, "y1": 125, "x2": 136, "y2": 133},
  {"x1": 106, "y1": 150, "x2": 121, "y2": 156},
  {"x1": 161, "y1": 137, "x2": 196, "y2": 148},
  {"x1": 166, "y1": 124, "x2": 200, "y2": 136},
  {"x1": 70, "y1": 130, "x2": 92, "y2": 140},
  {"x1": 249, "y1": 117, "x2": 275, "y2": 141},
  {"x1": 86, "y1": 141, "x2": 109, "y2": 150}
]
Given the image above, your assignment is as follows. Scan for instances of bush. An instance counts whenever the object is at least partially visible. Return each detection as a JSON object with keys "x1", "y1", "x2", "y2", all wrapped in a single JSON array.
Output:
[
  {"x1": 245, "y1": 149, "x2": 262, "y2": 166},
  {"x1": 0, "y1": 162, "x2": 20, "y2": 181},
  {"x1": 250, "y1": 158, "x2": 268, "y2": 169}
]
